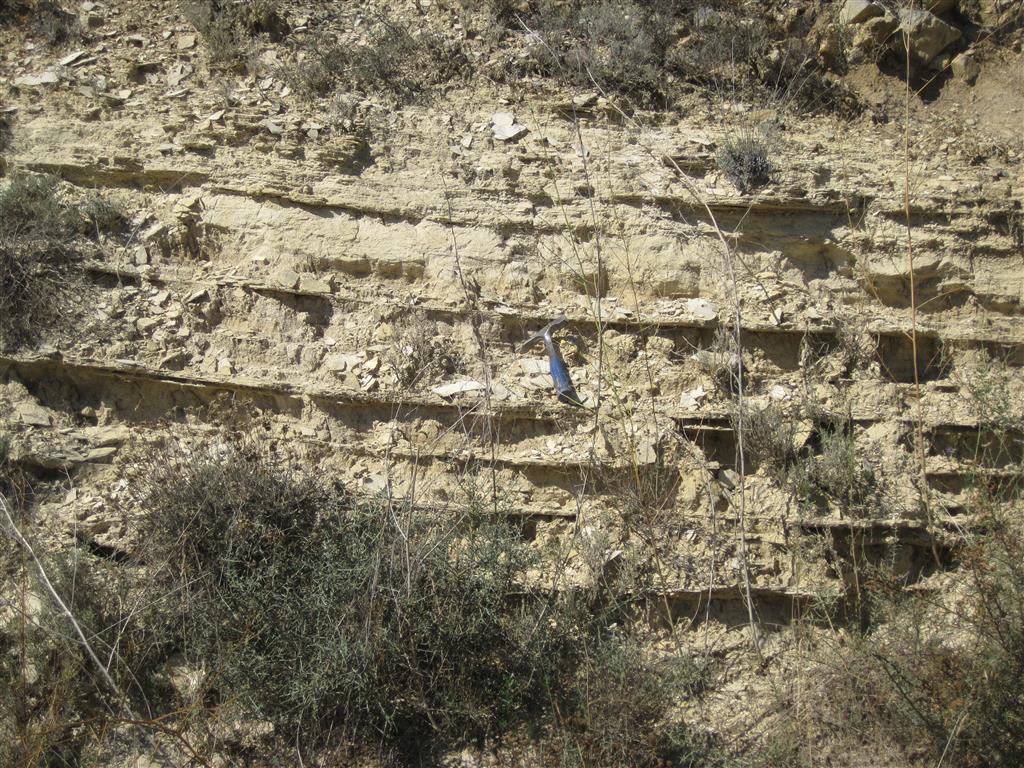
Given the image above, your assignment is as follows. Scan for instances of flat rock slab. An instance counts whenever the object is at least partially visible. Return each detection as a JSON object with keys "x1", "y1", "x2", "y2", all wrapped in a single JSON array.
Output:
[
  {"x1": 15, "y1": 71, "x2": 59, "y2": 87},
  {"x1": 432, "y1": 380, "x2": 486, "y2": 397},
  {"x1": 492, "y1": 112, "x2": 528, "y2": 142}
]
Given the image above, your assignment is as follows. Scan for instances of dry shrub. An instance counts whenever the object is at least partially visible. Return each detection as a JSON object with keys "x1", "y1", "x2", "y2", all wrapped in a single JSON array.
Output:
[
  {"x1": 784, "y1": 418, "x2": 886, "y2": 520},
  {"x1": 0, "y1": 173, "x2": 79, "y2": 347},
  {"x1": 735, "y1": 402, "x2": 797, "y2": 480},
  {"x1": 668, "y1": 3, "x2": 771, "y2": 89},
  {"x1": 386, "y1": 315, "x2": 466, "y2": 389},
  {"x1": 483, "y1": 0, "x2": 859, "y2": 114}
]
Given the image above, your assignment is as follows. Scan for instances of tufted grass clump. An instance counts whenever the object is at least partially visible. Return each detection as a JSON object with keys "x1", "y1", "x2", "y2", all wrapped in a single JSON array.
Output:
[
  {"x1": 734, "y1": 402, "x2": 798, "y2": 480},
  {"x1": 717, "y1": 136, "x2": 776, "y2": 194}
]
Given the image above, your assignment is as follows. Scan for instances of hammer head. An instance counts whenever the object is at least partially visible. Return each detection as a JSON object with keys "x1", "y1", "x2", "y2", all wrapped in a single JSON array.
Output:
[{"x1": 519, "y1": 315, "x2": 568, "y2": 352}]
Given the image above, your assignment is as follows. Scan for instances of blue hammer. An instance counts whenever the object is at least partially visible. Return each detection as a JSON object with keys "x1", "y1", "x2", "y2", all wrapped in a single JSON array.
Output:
[{"x1": 520, "y1": 316, "x2": 582, "y2": 406}]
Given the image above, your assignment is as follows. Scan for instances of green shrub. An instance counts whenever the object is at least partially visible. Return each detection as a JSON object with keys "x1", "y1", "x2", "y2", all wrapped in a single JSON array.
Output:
[
  {"x1": 142, "y1": 442, "x2": 573, "y2": 761},
  {"x1": 716, "y1": 136, "x2": 775, "y2": 194},
  {"x1": 134, "y1": 438, "x2": 722, "y2": 764}
]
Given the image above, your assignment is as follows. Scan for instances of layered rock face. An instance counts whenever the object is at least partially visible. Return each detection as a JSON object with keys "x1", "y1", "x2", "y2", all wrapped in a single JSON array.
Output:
[{"x1": 0, "y1": 0, "x2": 1022, "y2": 763}]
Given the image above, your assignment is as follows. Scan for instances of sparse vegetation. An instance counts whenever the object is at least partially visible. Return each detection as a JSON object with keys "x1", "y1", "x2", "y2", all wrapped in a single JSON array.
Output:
[
  {"x1": 0, "y1": 502, "x2": 161, "y2": 768},
  {"x1": 770, "y1": 353, "x2": 1024, "y2": 766},
  {"x1": 0, "y1": 114, "x2": 11, "y2": 154},
  {"x1": 183, "y1": 0, "x2": 288, "y2": 70},
  {"x1": 697, "y1": 326, "x2": 744, "y2": 394},
  {"x1": 554, "y1": 639, "x2": 724, "y2": 768},
  {"x1": 809, "y1": 425, "x2": 874, "y2": 504},
  {"x1": 520, "y1": 0, "x2": 676, "y2": 105},
  {"x1": 284, "y1": 14, "x2": 467, "y2": 101},
  {"x1": 0, "y1": 438, "x2": 29, "y2": 515},
  {"x1": 479, "y1": 0, "x2": 858, "y2": 113},
  {"x1": 3, "y1": 1, "x2": 1022, "y2": 766},
  {"x1": 0, "y1": 175, "x2": 126, "y2": 347},
  {"x1": 782, "y1": 497, "x2": 1024, "y2": 767}
]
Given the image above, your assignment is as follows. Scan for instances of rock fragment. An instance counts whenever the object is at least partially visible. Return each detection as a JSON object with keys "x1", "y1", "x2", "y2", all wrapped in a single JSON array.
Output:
[
  {"x1": 685, "y1": 298, "x2": 718, "y2": 322},
  {"x1": 951, "y1": 51, "x2": 981, "y2": 82},
  {"x1": 897, "y1": 8, "x2": 961, "y2": 65},
  {"x1": 60, "y1": 50, "x2": 87, "y2": 66},
  {"x1": 855, "y1": 14, "x2": 899, "y2": 47},
  {"x1": 273, "y1": 269, "x2": 301, "y2": 290},
  {"x1": 298, "y1": 275, "x2": 330, "y2": 293},
  {"x1": 166, "y1": 63, "x2": 193, "y2": 87},
  {"x1": 492, "y1": 112, "x2": 528, "y2": 142},
  {"x1": 841, "y1": 0, "x2": 883, "y2": 25},
  {"x1": 15, "y1": 403, "x2": 53, "y2": 426}
]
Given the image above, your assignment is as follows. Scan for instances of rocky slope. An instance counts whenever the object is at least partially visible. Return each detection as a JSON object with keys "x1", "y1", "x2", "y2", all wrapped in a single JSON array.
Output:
[{"x1": 1, "y1": 0, "x2": 1022, "y2": 765}]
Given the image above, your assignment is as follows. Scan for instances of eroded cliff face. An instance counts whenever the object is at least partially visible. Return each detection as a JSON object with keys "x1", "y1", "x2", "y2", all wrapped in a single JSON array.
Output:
[{"x1": 1, "y1": 0, "x2": 1022, "y2": 765}]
